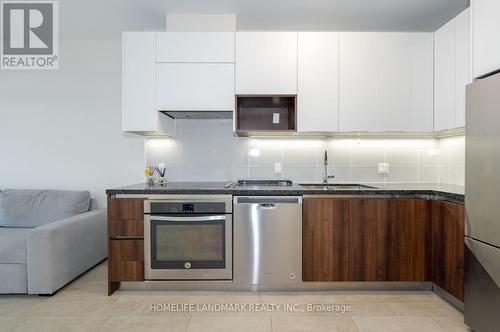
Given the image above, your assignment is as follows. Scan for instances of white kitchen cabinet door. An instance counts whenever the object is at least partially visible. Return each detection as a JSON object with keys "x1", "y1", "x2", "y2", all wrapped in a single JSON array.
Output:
[
  {"x1": 410, "y1": 33, "x2": 434, "y2": 132},
  {"x1": 455, "y1": 9, "x2": 471, "y2": 127},
  {"x1": 122, "y1": 32, "x2": 174, "y2": 135},
  {"x1": 379, "y1": 33, "x2": 411, "y2": 131},
  {"x1": 156, "y1": 32, "x2": 235, "y2": 63},
  {"x1": 297, "y1": 32, "x2": 339, "y2": 132},
  {"x1": 235, "y1": 32, "x2": 297, "y2": 94},
  {"x1": 434, "y1": 9, "x2": 471, "y2": 131},
  {"x1": 156, "y1": 63, "x2": 234, "y2": 111},
  {"x1": 473, "y1": 0, "x2": 500, "y2": 78},
  {"x1": 434, "y1": 19, "x2": 456, "y2": 131},
  {"x1": 339, "y1": 33, "x2": 380, "y2": 132},
  {"x1": 123, "y1": 32, "x2": 156, "y2": 132}
]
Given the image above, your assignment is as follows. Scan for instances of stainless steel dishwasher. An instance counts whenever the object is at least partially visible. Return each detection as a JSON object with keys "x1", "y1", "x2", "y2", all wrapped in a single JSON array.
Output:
[{"x1": 233, "y1": 196, "x2": 302, "y2": 287}]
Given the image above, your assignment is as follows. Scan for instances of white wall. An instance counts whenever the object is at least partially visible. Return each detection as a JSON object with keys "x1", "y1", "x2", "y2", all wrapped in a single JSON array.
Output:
[
  {"x1": 0, "y1": 39, "x2": 145, "y2": 207},
  {"x1": 146, "y1": 119, "x2": 465, "y2": 185},
  {"x1": 166, "y1": 14, "x2": 236, "y2": 32}
]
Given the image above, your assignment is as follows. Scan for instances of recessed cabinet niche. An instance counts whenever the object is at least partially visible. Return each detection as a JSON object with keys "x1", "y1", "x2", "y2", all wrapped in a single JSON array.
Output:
[{"x1": 235, "y1": 96, "x2": 296, "y2": 134}]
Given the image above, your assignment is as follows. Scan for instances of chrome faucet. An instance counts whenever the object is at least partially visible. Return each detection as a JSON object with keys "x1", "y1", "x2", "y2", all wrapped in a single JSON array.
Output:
[{"x1": 323, "y1": 150, "x2": 335, "y2": 184}]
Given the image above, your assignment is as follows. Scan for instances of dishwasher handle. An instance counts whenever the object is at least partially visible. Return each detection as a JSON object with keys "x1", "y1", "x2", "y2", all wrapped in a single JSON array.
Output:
[
  {"x1": 259, "y1": 203, "x2": 277, "y2": 209},
  {"x1": 234, "y1": 196, "x2": 302, "y2": 204}
]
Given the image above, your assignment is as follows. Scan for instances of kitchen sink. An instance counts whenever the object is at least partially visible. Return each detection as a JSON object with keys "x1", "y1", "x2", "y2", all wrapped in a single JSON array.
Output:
[{"x1": 299, "y1": 183, "x2": 378, "y2": 190}]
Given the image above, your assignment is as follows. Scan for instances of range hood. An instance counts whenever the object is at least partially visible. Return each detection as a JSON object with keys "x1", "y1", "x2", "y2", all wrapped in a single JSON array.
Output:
[{"x1": 161, "y1": 111, "x2": 233, "y2": 120}]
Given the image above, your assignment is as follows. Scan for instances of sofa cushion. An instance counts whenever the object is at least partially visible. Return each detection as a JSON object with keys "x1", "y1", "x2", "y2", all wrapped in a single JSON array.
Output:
[
  {"x1": 0, "y1": 190, "x2": 91, "y2": 228},
  {"x1": 0, "y1": 227, "x2": 31, "y2": 264},
  {"x1": 0, "y1": 264, "x2": 27, "y2": 293}
]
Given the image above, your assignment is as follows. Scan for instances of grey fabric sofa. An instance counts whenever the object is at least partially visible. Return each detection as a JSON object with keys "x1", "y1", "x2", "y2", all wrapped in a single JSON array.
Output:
[{"x1": 0, "y1": 190, "x2": 107, "y2": 295}]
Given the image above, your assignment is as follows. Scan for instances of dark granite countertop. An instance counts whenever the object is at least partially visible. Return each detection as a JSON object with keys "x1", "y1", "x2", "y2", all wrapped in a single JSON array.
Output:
[{"x1": 106, "y1": 182, "x2": 464, "y2": 203}]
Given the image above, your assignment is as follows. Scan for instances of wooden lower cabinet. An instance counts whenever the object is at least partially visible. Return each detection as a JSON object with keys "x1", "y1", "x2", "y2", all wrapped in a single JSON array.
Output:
[
  {"x1": 348, "y1": 199, "x2": 396, "y2": 281},
  {"x1": 390, "y1": 199, "x2": 432, "y2": 282},
  {"x1": 348, "y1": 199, "x2": 431, "y2": 282},
  {"x1": 109, "y1": 219, "x2": 144, "y2": 237},
  {"x1": 303, "y1": 197, "x2": 462, "y2": 301},
  {"x1": 108, "y1": 197, "x2": 144, "y2": 220},
  {"x1": 431, "y1": 200, "x2": 465, "y2": 301},
  {"x1": 109, "y1": 239, "x2": 144, "y2": 261},
  {"x1": 108, "y1": 261, "x2": 144, "y2": 282},
  {"x1": 108, "y1": 238, "x2": 145, "y2": 295},
  {"x1": 303, "y1": 199, "x2": 349, "y2": 281},
  {"x1": 107, "y1": 196, "x2": 145, "y2": 295}
]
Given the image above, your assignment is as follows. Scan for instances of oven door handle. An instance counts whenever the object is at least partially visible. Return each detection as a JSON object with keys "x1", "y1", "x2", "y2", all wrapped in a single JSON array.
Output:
[{"x1": 149, "y1": 215, "x2": 226, "y2": 222}]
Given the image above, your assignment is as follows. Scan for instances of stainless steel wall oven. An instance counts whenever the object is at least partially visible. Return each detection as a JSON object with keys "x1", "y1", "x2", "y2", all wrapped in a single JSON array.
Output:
[{"x1": 144, "y1": 196, "x2": 232, "y2": 280}]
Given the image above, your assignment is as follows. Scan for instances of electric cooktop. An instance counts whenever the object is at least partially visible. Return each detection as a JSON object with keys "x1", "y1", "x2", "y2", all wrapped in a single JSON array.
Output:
[{"x1": 234, "y1": 180, "x2": 296, "y2": 190}]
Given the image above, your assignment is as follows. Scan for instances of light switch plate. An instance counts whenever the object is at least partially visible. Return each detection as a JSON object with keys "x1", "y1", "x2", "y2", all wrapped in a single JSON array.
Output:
[
  {"x1": 272, "y1": 113, "x2": 280, "y2": 124},
  {"x1": 378, "y1": 162, "x2": 390, "y2": 174},
  {"x1": 274, "y1": 162, "x2": 282, "y2": 174}
]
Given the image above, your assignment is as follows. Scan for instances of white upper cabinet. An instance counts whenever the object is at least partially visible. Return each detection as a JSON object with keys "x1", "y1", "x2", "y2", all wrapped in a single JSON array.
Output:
[
  {"x1": 156, "y1": 32, "x2": 235, "y2": 63},
  {"x1": 410, "y1": 33, "x2": 434, "y2": 132},
  {"x1": 339, "y1": 33, "x2": 380, "y2": 132},
  {"x1": 235, "y1": 32, "x2": 298, "y2": 95},
  {"x1": 156, "y1": 63, "x2": 234, "y2": 111},
  {"x1": 434, "y1": 19, "x2": 456, "y2": 131},
  {"x1": 122, "y1": 32, "x2": 174, "y2": 135},
  {"x1": 297, "y1": 32, "x2": 339, "y2": 132},
  {"x1": 379, "y1": 33, "x2": 412, "y2": 131},
  {"x1": 473, "y1": 0, "x2": 500, "y2": 78},
  {"x1": 455, "y1": 9, "x2": 471, "y2": 127},
  {"x1": 155, "y1": 32, "x2": 235, "y2": 112},
  {"x1": 340, "y1": 32, "x2": 434, "y2": 132},
  {"x1": 122, "y1": 29, "x2": 450, "y2": 135},
  {"x1": 379, "y1": 33, "x2": 434, "y2": 132},
  {"x1": 434, "y1": 9, "x2": 471, "y2": 131}
]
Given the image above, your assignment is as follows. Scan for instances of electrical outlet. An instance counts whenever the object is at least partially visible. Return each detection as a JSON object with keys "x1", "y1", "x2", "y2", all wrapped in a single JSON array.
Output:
[
  {"x1": 272, "y1": 113, "x2": 280, "y2": 124},
  {"x1": 378, "y1": 162, "x2": 390, "y2": 174},
  {"x1": 274, "y1": 162, "x2": 282, "y2": 174}
]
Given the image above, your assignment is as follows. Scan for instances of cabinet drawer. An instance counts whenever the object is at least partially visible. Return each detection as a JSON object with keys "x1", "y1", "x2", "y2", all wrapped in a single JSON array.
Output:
[
  {"x1": 108, "y1": 261, "x2": 144, "y2": 282},
  {"x1": 109, "y1": 219, "x2": 144, "y2": 238},
  {"x1": 108, "y1": 198, "x2": 144, "y2": 220},
  {"x1": 109, "y1": 239, "x2": 144, "y2": 261}
]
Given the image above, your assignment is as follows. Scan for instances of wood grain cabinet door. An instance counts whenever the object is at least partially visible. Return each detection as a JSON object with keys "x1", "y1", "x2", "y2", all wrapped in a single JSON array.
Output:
[
  {"x1": 107, "y1": 197, "x2": 145, "y2": 237},
  {"x1": 303, "y1": 198, "x2": 349, "y2": 281},
  {"x1": 432, "y1": 200, "x2": 465, "y2": 301},
  {"x1": 390, "y1": 199, "x2": 432, "y2": 281},
  {"x1": 348, "y1": 199, "x2": 395, "y2": 281},
  {"x1": 108, "y1": 239, "x2": 145, "y2": 283},
  {"x1": 107, "y1": 197, "x2": 145, "y2": 295},
  {"x1": 348, "y1": 199, "x2": 431, "y2": 282},
  {"x1": 108, "y1": 197, "x2": 144, "y2": 220}
]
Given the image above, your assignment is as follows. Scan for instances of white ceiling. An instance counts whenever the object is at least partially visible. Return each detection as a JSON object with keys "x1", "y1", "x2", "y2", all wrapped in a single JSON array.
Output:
[{"x1": 61, "y1": 0, "x2": 469, "y2": 39}]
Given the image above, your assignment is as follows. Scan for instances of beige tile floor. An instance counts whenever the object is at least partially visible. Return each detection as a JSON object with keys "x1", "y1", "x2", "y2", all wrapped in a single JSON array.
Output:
[{"x1": 0, "y1": 261, "x2": 472, "y2": 332}]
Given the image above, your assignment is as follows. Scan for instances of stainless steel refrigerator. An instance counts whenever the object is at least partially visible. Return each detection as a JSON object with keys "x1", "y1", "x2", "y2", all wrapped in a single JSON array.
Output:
[{"x1": 465, "y1": 72, "x2": 500, "y2": 332}]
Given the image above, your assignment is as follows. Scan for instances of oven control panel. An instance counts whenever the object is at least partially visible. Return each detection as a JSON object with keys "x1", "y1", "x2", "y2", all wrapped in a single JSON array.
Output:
[
  {"x1": 182, "y1": 204, "x2": 194, "y2": 212},
  {"x1": 149, "y1": 202, "x2": 227, "y2": 214}
]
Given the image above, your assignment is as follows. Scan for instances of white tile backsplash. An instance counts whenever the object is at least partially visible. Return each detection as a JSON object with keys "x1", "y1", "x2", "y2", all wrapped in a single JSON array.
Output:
[
  {"x1": 351, "y1": 148, "x2": 385, "y2": 167},
  {"x1": 385, "y1": 149, "x2": 420, "y2": 167},
  {"x1": 145, "y1": 119, "x2": 465, "y2": 185},
  {"x1": 283, "y1": 149, "x2": 318, "y2": 167},
  {"x1": 419, "y1": 166, "x2": 439, "y2": 183},
  {"x1": 283, "y1": 167, "x2": 317, "y2": 183}
]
